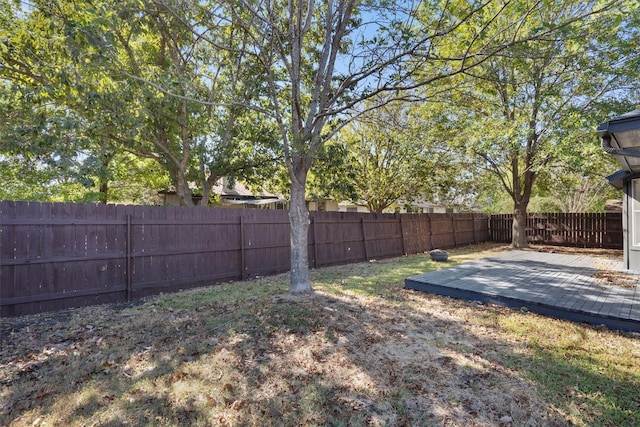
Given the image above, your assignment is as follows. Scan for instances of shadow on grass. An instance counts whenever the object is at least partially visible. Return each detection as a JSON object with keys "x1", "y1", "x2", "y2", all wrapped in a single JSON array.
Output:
[{"x1": 2, "y1": 244, "x2": 621, "y2": 426}]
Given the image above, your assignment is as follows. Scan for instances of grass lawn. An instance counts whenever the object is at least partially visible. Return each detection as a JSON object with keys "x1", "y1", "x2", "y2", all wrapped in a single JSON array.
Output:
[{"x1": 1, "y1": 243, "x2": 639, "y2": 426}]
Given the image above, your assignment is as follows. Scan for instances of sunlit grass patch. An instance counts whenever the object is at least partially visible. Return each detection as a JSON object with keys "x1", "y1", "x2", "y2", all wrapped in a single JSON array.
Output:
[
  {"x1": 492, "y1": 313, "x2": 640, "y2": 427},
  {"x1": 312, "y1": 242, "x2": 507, "y2": 301}
]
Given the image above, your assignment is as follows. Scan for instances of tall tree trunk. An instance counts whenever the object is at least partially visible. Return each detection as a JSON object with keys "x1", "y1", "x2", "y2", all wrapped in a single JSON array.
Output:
[
  {"x1": 97, "y1": 147, "x2": 112, "y2": 204},
  {"x1": 510, "y1": 149, "x2": 532, "y2": 248},
  {"x1": 98, "y1": 181, "x2": 108, "y2": 204},
  {"x1": 289, "y1": 170, "x2": 313, "y2": 294},
  {"x1": 175, "y1": 169, "x2": 194, "y2": 207},
  {"x1": 512, "y1": 202, "x2": 529, "y2": 248}
]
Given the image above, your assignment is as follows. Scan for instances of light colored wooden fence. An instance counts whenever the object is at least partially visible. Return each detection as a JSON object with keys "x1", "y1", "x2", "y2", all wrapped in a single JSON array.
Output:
[{"x1": 490, "y1": 212, "x2": 622, "y2": 249}]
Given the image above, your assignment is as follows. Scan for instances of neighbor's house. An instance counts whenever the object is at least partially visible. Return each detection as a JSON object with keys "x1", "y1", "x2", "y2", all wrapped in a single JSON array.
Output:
[
  {"x1": 160, "y1": 179, "x2": 338, "y2": 211},
  {"x1": 159, "y1": 178, "x2": 287, "y2": 209},
  {"x1": 338, "y1": 199, "x2": 453, "y2": 214},
  {"x1": 306, "y1": 199, "x2": 340, "y2": 212},
  {"x1": 160, "y1": 178, "x2": 453, "y2": 213},
  {"x1": 337, "y1": 201, "x2": 369, "y2": 213}
]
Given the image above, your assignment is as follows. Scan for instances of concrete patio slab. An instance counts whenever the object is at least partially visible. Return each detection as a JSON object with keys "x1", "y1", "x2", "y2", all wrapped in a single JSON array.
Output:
[{"x1": 405, "y1": 250, "x2": 640, "y2": 333}]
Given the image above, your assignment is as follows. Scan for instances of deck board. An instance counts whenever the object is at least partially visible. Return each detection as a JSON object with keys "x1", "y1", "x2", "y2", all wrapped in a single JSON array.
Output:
[{"x1": 405, "y1": 250, "x2": 640, "y2": 333}]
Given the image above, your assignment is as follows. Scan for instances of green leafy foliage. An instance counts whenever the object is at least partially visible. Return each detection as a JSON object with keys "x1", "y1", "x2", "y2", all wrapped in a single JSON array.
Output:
[
  {"x1": 427, "y1": 0, "x2": 640, "y2": 243},
  {"x1": 311, "y1": 97, "x2": 473, "y2": 212},
  {"x1": 0, "y1": 0, "x2": 280, "y2": 205}
]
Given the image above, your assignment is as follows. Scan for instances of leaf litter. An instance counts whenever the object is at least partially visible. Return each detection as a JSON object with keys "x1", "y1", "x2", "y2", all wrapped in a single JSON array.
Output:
[{"x1": 0, "y1": 244, "x2": 637, "y2": 426}]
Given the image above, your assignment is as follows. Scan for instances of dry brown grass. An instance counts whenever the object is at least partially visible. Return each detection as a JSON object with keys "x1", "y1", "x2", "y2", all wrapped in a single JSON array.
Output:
[{"x1": 1, "y1": 243, "x2": 638, "y2": 426}]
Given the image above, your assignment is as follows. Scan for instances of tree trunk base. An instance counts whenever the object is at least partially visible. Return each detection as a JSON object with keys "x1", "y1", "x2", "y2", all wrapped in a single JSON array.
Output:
[
  {"x1": 512, "y1": 207, "x2": 529, "y2": 249},
  {"x1": 288, "y1": 174, "x2": 313, "y2": 295},
  {"x1": 289, "y1": 283, "x2": 314, "y2": 295}
]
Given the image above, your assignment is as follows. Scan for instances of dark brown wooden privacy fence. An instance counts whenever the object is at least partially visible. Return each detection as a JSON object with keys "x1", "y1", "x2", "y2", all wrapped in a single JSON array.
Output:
[
  {"x1": 0, "y1": 201, "x2": 490, "y2": 317},
  {"x1": 490, "y1": 212, "x2": 623, "y2": 249}
]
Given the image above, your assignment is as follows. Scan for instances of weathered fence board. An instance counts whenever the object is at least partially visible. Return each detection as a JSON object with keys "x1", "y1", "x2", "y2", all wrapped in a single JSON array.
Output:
[
  {"x1": 490, "y1": 212, "x2": 623, "y2": 249},
  {"x1": 1, "y1": 201, "x2": 491, "y2": 317},
  {"x1": 2, "y1": 203, "x2": 624, "y2": 318}
]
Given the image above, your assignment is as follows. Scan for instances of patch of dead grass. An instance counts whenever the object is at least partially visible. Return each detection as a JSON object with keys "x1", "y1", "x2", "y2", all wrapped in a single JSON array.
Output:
[{"x1": 1, "y1": 244, "x2": 638, "y2": 426}]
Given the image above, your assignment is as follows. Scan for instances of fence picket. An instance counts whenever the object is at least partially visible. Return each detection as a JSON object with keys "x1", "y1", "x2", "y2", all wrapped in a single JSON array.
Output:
[
  {"x1": 489, "y1": 211, "x2": 622, "y2": 248},
  {"x1": 3, "y1": 200, "x2": 620, "y2": 317}
]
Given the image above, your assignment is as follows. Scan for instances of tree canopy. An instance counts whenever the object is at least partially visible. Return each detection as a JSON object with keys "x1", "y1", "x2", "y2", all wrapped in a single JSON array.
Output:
[
  {"x1": 430, "y1": 0, "x2": 640, "y2": 247},
  {"x1": 1, "y1": 0, "x2": 280, "y2": 205},
  {"x1": 313, "y1": 97, "x2": 472, "y2": 213}
]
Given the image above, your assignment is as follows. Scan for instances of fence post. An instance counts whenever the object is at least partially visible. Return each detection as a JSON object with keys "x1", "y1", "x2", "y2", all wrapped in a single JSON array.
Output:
[
  {"x1": 126, "y1": 214, "x2": 132, "y2": 301},
  {"x1": 240, "y1": 216, "x2": 246, "y2": 279},
  {"x1": 450, "y1": 214, "x2": 458, "y2": 247},
  {"x1": 492, "y1": 214, "x2": 499, "y2": 242},
  {"x1": 361, "y1": 217, "x2": 369, "y2": 261},
  {"x1": 603, "y1": 212, "x2": 607, "y2": 247},
  {"x1": 312, "y1": 216, "x2": 318, "y2": 268},
  {"x1": 427, "y1": 214, "x2": 433, "y2": 250},
  {"x1": 472, "y1": 214, "x2": 478, "y2": 244},
  {"x1": 399, "y1": 215, "x2": 406, "y2": 256}
]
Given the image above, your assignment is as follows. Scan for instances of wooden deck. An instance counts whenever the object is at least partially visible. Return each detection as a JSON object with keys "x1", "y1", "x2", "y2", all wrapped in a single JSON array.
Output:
[{"x1": 405, "y1": 251, "x2": 640, "y2": 333}]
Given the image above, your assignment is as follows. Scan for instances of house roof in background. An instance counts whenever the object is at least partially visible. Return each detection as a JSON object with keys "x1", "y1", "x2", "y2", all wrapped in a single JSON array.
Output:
[
  {"x1": 212, "y1": 178, "x2": 279, "y2": 198},
  {"x1": 224, "y1": 198, "x2": 285, "y2": 205}
]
